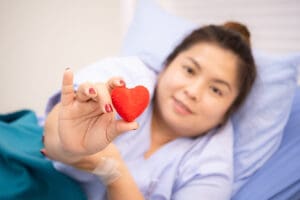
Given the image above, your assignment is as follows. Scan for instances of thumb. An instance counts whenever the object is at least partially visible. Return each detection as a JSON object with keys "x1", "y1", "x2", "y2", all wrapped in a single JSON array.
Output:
[{"x1": 108, "y1": 120, "x2": 139, "y2": 139}]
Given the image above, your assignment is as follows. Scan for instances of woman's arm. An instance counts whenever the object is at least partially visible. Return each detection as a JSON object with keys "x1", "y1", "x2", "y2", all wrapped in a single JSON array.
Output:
[
  {"x1": 73, "y1": 144, "x2": 145, "y2": 200},
  {"x1": 45, "y1": 113, "x2": 145, "y2": 199},
  {"x1": 107, "y1": 161, "x2": 145, "y2": 200}
]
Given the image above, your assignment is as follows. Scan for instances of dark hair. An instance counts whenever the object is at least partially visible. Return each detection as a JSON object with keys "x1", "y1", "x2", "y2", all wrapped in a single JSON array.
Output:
[{"x1": 164, "y1": 21, "x2": 257, "y2": 123}]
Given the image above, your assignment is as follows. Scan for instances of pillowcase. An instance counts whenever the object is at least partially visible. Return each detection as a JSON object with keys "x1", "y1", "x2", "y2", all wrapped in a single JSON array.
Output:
[
  {"x1": 232, "y1": 87, "x2": 300, "y2": 200},
  {"x1": 232, "y1": 51, "x2": 300, "y2": 193},
  {"x1": 120, "y1": 0, "x2": 300, "y2": 195}
]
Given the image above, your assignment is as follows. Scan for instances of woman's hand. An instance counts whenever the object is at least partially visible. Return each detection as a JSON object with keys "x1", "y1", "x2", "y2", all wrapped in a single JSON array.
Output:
[
  {"x1": 72, "y1": 143, "x2": 122, "y2": 172},
  {"x1": 43, "y1": 69, "x2": 138, "y2": 163},
  {"x1": 44, "y1": 69, "x2": 145, "y2": 199}
]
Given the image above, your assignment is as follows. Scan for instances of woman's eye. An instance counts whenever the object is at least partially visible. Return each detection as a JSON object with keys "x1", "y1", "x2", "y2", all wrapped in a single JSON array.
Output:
[
  {"x1": 210, "y1": 86, "x2": 223, "y2": 96},
  {"x1": 183, "y1": 65, "x2": 195, "y2": 75}
]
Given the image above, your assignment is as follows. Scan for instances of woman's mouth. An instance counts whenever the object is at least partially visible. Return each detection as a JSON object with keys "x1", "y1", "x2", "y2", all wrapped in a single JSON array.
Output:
[{"x1": 172, "y1": 97, "x2": 193, "y2": 115}]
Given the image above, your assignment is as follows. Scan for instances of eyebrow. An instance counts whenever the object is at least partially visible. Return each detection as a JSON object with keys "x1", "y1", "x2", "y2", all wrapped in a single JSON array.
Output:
[
  {"x1": 187, "y1": 56, "x2": 232, "y2": 92},
  {"x1": 187, "y1": 56, "x2": 201, "y2": 69}
]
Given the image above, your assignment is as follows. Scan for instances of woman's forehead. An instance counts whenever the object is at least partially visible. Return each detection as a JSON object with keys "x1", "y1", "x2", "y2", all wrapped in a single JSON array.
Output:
[{"x1": 180, "y1": 43, "x2": 239, "y2": 83}]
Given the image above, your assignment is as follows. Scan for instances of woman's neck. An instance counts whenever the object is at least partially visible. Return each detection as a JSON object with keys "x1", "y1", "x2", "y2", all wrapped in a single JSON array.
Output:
[
  {"x1": 151, "y1": 111, "x2": 177, "y2": 145},
  {"x1": 144, "y1": 103, "x2": 178, "y2": 159}
]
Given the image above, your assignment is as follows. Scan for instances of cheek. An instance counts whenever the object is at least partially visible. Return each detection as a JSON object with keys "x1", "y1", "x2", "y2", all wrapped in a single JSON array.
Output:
[
  {"x1": 198, "y1": 96, "x2": 233, "y2": 121},
  {"x1": 158, "y1": 70, "x2": 181, "y2": 92}
]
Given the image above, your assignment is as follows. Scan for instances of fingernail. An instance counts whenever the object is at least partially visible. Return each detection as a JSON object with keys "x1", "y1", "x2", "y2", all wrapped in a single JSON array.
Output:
[
  {"x1": 109, "y1": 104, "x2": 113, "y2": 112},
  {"x1": 119, "y1": 80, "x2": 126, "y2": 87},
  {"x1": 105, "y1": 104, "x2": 112, "y2": 113},
  {"x1": 40, "y1": 149, "x2": 46, "y2": 156},
  {"x1": 89, "y1": 88, "x2": 96, "y2": 95}
]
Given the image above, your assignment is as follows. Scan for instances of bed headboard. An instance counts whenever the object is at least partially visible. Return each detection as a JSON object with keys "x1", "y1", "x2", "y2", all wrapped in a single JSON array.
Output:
[{"x1": 121, "y1": 0, "x2": 300, "y2": 54}]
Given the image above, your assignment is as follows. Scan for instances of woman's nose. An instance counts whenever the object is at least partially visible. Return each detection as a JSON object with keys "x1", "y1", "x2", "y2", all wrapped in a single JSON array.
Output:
[{"x1": 184, "y1": 81, "x2": 204, "y2": 101}]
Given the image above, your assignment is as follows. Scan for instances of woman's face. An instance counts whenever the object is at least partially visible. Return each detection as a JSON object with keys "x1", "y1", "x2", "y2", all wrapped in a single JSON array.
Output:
[{"x1": 154, "y1": 42, "x2": 239, "y2": 137}]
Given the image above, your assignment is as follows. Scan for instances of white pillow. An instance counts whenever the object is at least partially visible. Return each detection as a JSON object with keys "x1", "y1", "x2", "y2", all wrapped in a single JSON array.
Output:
[
  {"x1": 121, "y1": 0, "x2": 195, "y2": 73},
  {"x1": 120, "y1": 0, "x2": 300, "y2": 194}
]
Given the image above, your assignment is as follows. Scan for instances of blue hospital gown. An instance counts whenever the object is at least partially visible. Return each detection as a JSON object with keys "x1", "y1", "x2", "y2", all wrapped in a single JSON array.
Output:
[{"x1": 47, "y1": 57, "x2": 234, "y2": 200}]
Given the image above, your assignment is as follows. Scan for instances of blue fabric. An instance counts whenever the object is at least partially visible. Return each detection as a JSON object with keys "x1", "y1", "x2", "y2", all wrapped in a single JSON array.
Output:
[
  {"x1": 232, "y1": 87, "x2": 300, "y2": 200},
  {"x1": 0, "y1": 110, "x2": 87, "y2": 200}
]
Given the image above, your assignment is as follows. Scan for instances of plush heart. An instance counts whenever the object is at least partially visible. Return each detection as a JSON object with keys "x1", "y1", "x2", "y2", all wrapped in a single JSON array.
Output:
[{"x1": 111, "y1": 85, "x2": 150, "y2": 122}]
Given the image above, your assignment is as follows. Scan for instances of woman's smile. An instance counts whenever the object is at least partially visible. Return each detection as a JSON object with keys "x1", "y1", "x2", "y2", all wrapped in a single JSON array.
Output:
[{"x1": 172, "y1": 97, "x2": 193, "y2": 115}]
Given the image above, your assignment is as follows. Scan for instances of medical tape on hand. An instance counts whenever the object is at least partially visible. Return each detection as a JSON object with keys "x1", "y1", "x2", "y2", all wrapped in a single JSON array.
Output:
[{"x1": 92, "y1": 157, "x2": 121, "y2": 185}]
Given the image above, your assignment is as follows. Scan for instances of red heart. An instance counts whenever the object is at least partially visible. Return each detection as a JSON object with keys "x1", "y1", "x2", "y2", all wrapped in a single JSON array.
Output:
[{"x1": 111, "y1": 85, "x2": 150, "y2": 122}]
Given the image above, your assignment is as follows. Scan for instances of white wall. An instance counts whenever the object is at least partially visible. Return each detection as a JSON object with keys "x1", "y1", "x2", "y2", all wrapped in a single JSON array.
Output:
[
  {"x1": 159, "y1": 0, "x2": 300, "y2": 53},
  {"x1": 0, "y1": 0, "x2": 122, "y2": 116},
  {"x1": 1, "y1": 0, "x2": 300, "y2": 116}
]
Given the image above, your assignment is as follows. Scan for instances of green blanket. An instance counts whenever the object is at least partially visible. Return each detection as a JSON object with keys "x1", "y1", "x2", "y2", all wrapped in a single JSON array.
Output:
[{"x1": 0, "y1": 110, "x2": 86, "y2": 200}]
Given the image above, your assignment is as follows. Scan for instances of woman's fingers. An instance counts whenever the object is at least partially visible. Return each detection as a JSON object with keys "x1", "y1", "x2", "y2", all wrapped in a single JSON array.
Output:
[
  {"x1": 76, "y1": 82, "x2": 98, "y2": 102},
  {"x1": 74, "y1": 79, "x2": 120, "y2": 115},
  {"x1": 61, "y1": 68, "x2": 75, "y2": 106},
  {"x1": 94, "y1": 83, "x2": 114, "y2": 114},
  {"x1": 107, "y1": 120, "x2": 139, "y2": 142},
  {"x1": 101, "y1": 77, "x2": 125, "y2": 114},
  {"x1": 106, "y1": 77, "x2": 126, "y2": 93}
]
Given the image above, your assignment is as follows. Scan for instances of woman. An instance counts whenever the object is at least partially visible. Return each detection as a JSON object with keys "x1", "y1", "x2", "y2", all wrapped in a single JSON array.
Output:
[{"x1": 43, "y1": 22, "x2": 256, "y2": 200}]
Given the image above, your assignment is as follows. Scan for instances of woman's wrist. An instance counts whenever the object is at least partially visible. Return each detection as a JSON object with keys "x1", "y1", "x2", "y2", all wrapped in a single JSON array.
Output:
[
  {"x1": 72, "y1": 153, "x2": 100, "y2": 171},
  {"x1": 72, "y1": 150, "x2": 123, "y2": 185},
  {"x1": 92, "y1": 157, "x2": 121, "y2": 185},
  {"x1": 73, "y1": 150, "x2": 144, "y2": 199}
]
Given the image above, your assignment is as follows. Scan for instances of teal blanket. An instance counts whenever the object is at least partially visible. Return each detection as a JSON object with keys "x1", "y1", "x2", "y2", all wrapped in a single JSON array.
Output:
[{"x1": 0, "y1": 110, "x2": 86, "y2": 200}]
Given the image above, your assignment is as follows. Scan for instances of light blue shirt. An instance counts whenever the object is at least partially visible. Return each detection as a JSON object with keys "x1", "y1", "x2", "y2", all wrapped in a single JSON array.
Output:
[{"x1": 48, "y1": 57, "x2": 234, "y2": 200}]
